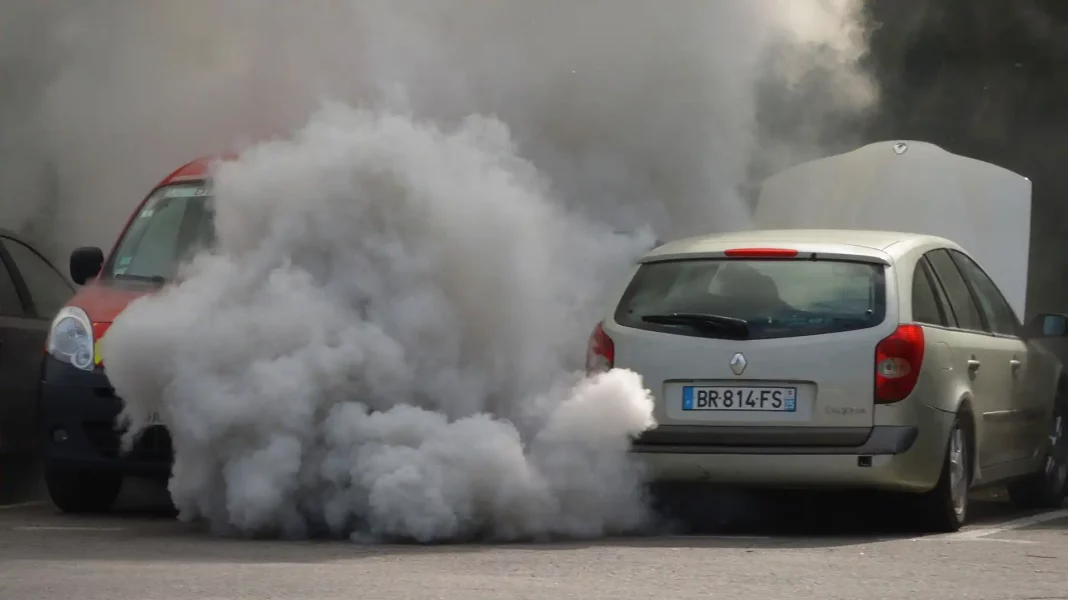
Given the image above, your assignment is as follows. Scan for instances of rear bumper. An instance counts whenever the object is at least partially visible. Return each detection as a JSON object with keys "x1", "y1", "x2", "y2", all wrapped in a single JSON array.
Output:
[
  {"x1": 632, "y1": 413, "x2": 955, "y2": 493},
  {"x1": 37, "y1": 355, "x2": 172, "y2": 479}
]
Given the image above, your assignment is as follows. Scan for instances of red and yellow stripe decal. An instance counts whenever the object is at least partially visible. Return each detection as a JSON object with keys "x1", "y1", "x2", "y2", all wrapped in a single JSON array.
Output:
[{"x1": 92, "y1": 322, "x2": 112, "y2": 366}]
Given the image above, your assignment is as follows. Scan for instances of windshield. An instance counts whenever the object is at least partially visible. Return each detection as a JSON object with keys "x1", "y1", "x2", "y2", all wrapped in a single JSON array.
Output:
[
  {"x1": 614, "y1": 258, "x2": 886, "y2": 340},
  {"x1": 103, "y1": 183, "x2": 215, "y2": 282}
]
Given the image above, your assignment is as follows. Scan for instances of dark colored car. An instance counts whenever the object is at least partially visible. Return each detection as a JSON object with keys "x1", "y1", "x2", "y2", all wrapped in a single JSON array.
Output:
[
  {"x1": 0, "y1": 230, "x2": 75, "y2": 460},
  {"x1": 39, "y1": 157, "x2": 217, "y2": 513}
]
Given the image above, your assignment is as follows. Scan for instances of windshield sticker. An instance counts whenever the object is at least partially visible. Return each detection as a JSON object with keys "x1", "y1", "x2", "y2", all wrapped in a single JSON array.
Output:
[
  {"x1": 162, "y1": 185, "x2": 209, "y2": 198},
  {"x1": 118, "y1": 256, "x2": 132, "y2": 266},
  {"x1": 139, "y1": 209, "x2": 154, "y2": 219},
  {"x1": 114, "y1": 267, "x2": 127, "y2": 276}
]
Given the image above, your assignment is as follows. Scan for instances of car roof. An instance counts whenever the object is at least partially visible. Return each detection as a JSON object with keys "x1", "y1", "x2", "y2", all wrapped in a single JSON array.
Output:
[
  {"x1": 0, "y1": 228, "x2": 70, "y2": 281},
  {"x1": 157, "y1": 153, "x2": 238, "y2": 187},
  {"x1": 642, "y1": 228, "x2": 959, "y2": 262},
  {"x1": 0, "y1": 227, "x2": 38, "y2": 249}
]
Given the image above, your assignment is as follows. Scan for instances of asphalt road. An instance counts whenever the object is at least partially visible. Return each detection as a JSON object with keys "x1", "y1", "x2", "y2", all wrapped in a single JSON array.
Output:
[{"x1": 1, "y1": 480, "x2": 1067, "y2": 600}]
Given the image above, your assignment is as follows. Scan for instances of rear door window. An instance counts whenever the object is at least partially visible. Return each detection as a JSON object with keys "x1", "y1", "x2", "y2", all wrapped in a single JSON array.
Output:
[
  {"x1": 924, "y1": 249, "x2": 986, "y2": 332},
  {"x1": 1, "y1": 237, "x2": 73, "y2": 319},
  {"x1": 614, "y1": 258, "x2": 886, "y2": 340},
  {"x1": 911, "y1": 259, "x2": 949, "y2": 326},
  {"x1": 949, "y1": 250, "x2": 1020, "y2": 337},
  {"x1": 0, "y1": 250, "x2": 25, "y2": 317}
]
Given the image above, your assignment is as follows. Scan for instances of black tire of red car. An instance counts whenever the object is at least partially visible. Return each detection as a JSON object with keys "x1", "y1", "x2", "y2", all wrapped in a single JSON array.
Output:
[
  {"x1": 45, "y1": 468, "x2": 122, "y2": 514},
  {"x1": 1007, "y1": 387, "x2": 1068, "y2": 510},
  {"x1": 915, "y1": 416, "x2": 971, "y2": 533}
]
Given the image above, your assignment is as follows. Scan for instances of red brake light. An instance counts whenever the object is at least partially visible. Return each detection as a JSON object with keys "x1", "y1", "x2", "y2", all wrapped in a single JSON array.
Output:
[
  {"x1": 875, "y1": 324, "x2": 925, "y2": 403},
  {"x1": 724, "y1": 248, "x2": 799, "y2": 258},
  {"x1": 586, "y1": 321, "x2": 615, "y2": 374}
]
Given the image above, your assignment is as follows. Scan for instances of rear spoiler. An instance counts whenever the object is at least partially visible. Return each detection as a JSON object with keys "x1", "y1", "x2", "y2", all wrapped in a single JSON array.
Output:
[{"x1": 638, "y1": 247, "x2": 892, "y2": 266}]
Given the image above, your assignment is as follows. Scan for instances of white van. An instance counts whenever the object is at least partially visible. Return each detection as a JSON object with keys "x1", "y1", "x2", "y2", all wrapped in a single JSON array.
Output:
[{"x1": 754, "y1": 140, "x2": 1032, "y2": 319}]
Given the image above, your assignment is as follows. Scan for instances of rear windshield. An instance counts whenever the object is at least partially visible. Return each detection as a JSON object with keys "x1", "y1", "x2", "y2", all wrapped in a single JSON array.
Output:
[
  {"x1": 613, "y1": 258, "x2": 886, "y2": 340},
  {"x1": 101, "y1": 183, "x2": 215, "y2": 283}
]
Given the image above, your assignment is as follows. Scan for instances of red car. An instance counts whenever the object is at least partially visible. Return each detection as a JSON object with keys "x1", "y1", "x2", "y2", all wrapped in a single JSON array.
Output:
[{"x1": 39, "y1": 157, "x2": 217, "y2": 513}]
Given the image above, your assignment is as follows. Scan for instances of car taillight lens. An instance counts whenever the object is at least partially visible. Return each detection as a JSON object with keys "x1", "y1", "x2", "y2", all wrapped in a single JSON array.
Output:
[
  {"x1": 875, "y1": 324, "x2": 925, "y2": 403},
  {"x1": 586, "y1": 321, "x2": 615, "y2": 374}
]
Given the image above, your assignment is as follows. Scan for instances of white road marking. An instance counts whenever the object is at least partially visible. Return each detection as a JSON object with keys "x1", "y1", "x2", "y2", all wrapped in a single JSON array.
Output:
[
  {"x1": 12, "y1": 523, "x2": 124, "y2": 527},
  {"x1": 914, "y1": 508, "x2": 1068, "y2": 542},
  {"x1": 915, "y1": 537, "x2": 1041, "y2": 545},
  {"x1": 0, "y1": 501, "x2": 45, "y2": 511}
]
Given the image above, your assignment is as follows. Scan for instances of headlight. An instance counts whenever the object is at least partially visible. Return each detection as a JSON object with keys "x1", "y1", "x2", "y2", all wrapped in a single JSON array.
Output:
[{"x1": 46, "y1": 307, "x2": 95, "y2": 371}]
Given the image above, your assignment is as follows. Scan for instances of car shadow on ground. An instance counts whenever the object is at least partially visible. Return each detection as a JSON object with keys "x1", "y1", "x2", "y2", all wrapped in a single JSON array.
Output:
[
  {"x1": 7, "y1": 477, "x2": 1060, "y2": 564},
  {"x1": 6, "y1": 482, "x2": 1032, "y2": 563}
]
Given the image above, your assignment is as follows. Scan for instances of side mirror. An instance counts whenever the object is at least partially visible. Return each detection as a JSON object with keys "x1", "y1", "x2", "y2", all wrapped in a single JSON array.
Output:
[
  {"x1": 69, "y1": 246, "x2": 104, "y2": 285},
  {"x1": 1027, "y1": 313, "x2": 1068, "y2": 338}
]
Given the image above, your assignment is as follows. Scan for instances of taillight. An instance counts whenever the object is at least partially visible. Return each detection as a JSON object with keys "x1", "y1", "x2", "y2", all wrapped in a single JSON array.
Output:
[
  {"x1": 586, "y1": 321, "x2": 615, "y2": 374},
  {"x1": 875, "y1": 324, "x2": 925, "y2": 403}
]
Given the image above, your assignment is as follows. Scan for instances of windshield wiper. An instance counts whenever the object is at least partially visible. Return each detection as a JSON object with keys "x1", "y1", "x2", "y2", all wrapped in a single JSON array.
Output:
[
  {"x1": 641, "y1": 312, "x2": 750, "y2": 339},
  {"x1": 112, "y1": 273, "x2": 167, "y2": 285}
]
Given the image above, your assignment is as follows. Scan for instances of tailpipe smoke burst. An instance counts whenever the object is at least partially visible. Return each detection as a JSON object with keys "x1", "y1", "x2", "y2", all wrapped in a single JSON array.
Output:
[{"x1": 101, "y1": 108, "x2": 658, "y2": 541}]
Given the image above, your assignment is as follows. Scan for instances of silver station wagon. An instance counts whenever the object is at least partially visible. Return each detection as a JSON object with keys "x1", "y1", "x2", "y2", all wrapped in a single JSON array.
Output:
[{"x1": 588, "y1": 228, "x2": 1068, "y2": 532}]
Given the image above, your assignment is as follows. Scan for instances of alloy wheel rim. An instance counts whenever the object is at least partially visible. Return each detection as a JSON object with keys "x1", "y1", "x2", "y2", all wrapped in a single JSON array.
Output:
[{"x1": 949, "y1": 427, "x2": 968, "y2": 518}]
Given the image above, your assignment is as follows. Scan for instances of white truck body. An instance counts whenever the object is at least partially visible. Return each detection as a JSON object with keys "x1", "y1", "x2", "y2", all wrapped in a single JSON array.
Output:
[{"x1": 754, "y1": 140, "x2": 1032, "y2": 320}]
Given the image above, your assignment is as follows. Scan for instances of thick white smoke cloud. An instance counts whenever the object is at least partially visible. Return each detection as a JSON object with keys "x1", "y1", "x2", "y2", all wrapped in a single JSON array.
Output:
[
  {"x1": 7, "y1": 1, "x2": 877, "y2": 541},
  {"x1": 102, "y1": 107, "x2": 659, "y2": 540},
  {"x1": 1, "y1": 1, "x2": 875, "y2": 256}
]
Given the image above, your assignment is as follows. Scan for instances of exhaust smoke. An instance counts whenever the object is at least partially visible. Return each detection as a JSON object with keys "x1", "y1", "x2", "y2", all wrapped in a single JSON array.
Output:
[
  {"x1": 7, "y1": 1, "x2": 877, "y2": 541},
  {"x1": 103, "y1": 107, "x2": 660, "y2": 541}
]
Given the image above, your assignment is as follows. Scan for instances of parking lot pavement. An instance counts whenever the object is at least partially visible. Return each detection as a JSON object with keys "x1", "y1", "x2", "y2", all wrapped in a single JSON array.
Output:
[{"x1": 1, "y1": 486, "x2": 1066, "y2": 600}]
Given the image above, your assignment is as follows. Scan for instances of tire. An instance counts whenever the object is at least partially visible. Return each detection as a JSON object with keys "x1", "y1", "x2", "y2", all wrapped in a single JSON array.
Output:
[
  {"x1": 915, "y1": 417, "x2": 971, "y2": 533},
  {"x1": 1007, "y1": 390, "x2": 1068, "y2": 510},
  {"x1": 45, "y1": 467, "x2": 122, "y2": 514}
]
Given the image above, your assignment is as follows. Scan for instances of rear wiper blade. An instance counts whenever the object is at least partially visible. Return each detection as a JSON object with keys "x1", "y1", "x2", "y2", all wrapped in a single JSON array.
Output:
[
  {"x1": 641, "y1": 312, "x2": 750, "y2": 339},
  {"x1": 828, "y1": 315, "x2": 872, "y2": 324}
]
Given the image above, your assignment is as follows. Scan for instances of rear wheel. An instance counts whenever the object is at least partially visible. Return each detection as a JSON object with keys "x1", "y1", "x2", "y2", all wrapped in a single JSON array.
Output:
[
  {"x1": 915, "y1": 418, "x2": 970, "y2": 533},
  {"x1": 45, "y1": 467, "x2": 122, "y2": 514},
  {"x1": 1007, "y1": 391, "x2": 1068, "y2": 509}
]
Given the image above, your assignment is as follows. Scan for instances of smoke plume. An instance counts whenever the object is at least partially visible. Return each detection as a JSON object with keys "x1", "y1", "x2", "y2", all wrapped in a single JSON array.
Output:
[{"x1": 4, "y1": 1, "x2": 877, "y2": 541}]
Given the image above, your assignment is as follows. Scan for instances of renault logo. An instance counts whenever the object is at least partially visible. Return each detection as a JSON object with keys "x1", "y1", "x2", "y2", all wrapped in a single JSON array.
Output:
[{"x1": 729, "y1": 353, "x2": 747, "y2": 376}]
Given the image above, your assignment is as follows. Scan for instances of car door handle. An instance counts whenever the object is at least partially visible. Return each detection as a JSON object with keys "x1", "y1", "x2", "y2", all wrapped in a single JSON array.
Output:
[
  {"x1": 1010, "y1": 359, "x2": 1022, "y2": 373},
  {"x1": 967, "y1": 358, "x2": 981, "y2": 371}
]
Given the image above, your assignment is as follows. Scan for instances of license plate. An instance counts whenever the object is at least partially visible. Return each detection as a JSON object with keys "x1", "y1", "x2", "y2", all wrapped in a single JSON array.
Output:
[
  {"x1": 682, "y1": 386, "x2": 797, "y2": 412},
  {"x1": 147, "y1": 411, "x2": 163, "y2": 425}
]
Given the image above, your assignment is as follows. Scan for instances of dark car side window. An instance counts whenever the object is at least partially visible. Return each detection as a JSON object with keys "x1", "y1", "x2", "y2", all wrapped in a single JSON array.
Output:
[
  {"x1": 911, "y1": 259, "x2": 949, "y2": 326},
  {"x1": 924, "y1": 249, "x2": 986, "y2": 332},
  {"x1": 950, "y1": 249, "x2": 1020, "y2": 337},
  {"x1": 1, "y1": 237, "x2": 73, "y2": 319},
  {"x1": 0, "y1": 253, "x2": 24, "y2": 317}
]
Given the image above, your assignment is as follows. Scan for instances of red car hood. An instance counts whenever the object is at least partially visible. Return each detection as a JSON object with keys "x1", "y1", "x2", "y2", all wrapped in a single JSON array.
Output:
[
  {"x1": 66, "y1": 278, "x2": 161, "y2": 365},
  {"x1": 68, "y1": 279, "x2": 157, "y2": 323}
]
